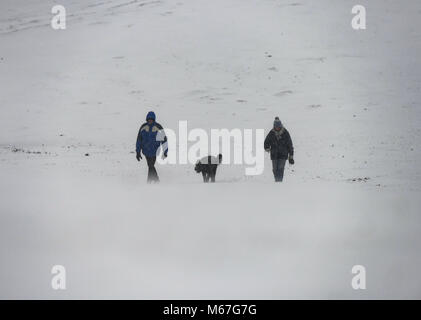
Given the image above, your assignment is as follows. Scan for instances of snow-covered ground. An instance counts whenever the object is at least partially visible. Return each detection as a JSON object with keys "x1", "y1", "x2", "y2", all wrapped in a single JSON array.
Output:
[{"x1": 1, "y1": 0, "x2": 421, "y2": 299}]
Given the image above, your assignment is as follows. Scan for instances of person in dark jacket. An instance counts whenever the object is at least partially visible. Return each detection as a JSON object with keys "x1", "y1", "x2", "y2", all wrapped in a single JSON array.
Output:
[
  {"x1": 264, "y1": 117, "x2": 294, "y2": 182},
  {"x1": 194, "y1": 154, "x2": 222, "y2": 183},
  {"x1": 136, "y1": 111, "x2": 167, "y2": 183}
]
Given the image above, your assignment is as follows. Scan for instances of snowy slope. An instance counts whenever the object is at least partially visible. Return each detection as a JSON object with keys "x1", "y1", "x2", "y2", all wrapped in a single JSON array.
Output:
[{"x1": 1, "y1": 0, "x2": 421, "y2": 298}]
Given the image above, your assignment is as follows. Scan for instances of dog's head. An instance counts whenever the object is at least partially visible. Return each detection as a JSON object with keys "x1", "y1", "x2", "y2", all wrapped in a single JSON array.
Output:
[{"x1": 194, "y1": 162, "x2": 202, "y2": 173}]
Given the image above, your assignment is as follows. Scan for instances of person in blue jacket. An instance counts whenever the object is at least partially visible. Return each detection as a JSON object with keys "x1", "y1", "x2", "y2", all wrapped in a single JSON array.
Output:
[{"x1": 136, "y1": 111, "x2": 168, "y2": 183}]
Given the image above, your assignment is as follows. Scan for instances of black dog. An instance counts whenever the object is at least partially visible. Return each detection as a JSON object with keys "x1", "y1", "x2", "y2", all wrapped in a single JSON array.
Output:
[{"x1": 194, "y1": 154, "x2": 223, "y2": 183}]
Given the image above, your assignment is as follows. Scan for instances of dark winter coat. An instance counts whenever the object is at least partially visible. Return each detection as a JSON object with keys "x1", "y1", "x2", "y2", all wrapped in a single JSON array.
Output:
[
  {"x1": 136, "y1": 111, "x2": 168, "y2": 157},
  {"x1": 264, "y1": 128, "x2": 294, "y2": 160},
  {"x1": 194, "y1": 156, "x2": 220, "y2": 174}
]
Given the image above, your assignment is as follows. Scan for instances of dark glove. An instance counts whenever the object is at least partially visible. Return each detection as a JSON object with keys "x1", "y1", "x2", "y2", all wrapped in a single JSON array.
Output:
[
  {"x1": 288, "y1": 156, "x2": 294, "y2": 165},
  {"x1": 136, "y1": 152, "x2": 142, "y2": 161}
]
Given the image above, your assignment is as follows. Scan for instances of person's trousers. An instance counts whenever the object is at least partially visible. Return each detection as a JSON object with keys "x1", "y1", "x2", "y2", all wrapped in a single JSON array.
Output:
[
  {"x1": 272, "y1": 159, "x2": 286, "y2": 182},
  {"x1": 146, "y1": 156, "x2": 159, "y2": 183}
]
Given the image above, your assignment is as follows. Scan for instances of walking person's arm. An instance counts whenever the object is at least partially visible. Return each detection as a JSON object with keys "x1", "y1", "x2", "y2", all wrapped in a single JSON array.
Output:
[
  {"x1": 136, "y1": 127, "x2": 143, "y2": 161},
  {"x1": 286, "y1": 130, "x2": 294, "y2": 164},
  {"x1": 156, "y1": 123, "x2": 168, "y2": 158},
  {"x1": 264, "y1": 131, "x2": 271, "y2": 152}
]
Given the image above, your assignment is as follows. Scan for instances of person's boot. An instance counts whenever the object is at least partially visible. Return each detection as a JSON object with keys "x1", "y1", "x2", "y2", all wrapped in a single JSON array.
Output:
[{"x1": 151, "y1": 167, "x2": 159, "y2": 183}]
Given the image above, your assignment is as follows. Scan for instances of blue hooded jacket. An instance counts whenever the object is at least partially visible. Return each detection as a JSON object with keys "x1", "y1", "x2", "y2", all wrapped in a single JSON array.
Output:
[{"x1": 136, "y1": 111, "x2": 168, "y2": 157}]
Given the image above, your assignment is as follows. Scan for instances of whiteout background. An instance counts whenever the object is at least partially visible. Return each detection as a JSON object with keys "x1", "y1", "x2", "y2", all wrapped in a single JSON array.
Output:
[{"x1": 0, "y1": 0, "x2": 421, "y2": 299}]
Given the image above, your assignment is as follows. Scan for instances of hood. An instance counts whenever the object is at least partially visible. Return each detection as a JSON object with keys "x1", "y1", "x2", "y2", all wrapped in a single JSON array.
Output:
[{"x1": 146, "y1": 111, "x2": 156, "y2": 121}]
